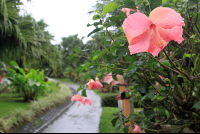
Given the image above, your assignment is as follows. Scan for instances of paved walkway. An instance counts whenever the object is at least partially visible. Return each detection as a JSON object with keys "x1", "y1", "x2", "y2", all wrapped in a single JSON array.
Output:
[{"x1": 42, "y1": 79, "x2": 102, "y2": 133}]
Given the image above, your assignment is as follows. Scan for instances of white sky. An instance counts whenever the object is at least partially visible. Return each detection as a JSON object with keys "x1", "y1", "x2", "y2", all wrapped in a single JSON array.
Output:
[{"x1": 21, "y1": 0, "x2": 97, "y2": 44}]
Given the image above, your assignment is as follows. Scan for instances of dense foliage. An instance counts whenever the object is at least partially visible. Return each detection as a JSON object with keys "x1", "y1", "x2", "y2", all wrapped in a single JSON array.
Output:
[
  {"x1": 7, "y1": 61, "x2": 57, "y2": 101},
  {"x1": 73, "y1": 0, "x2": 200, "y2": 133},
  {"x1": 0, "y1": 0, "x2": 63, "y2": 76}
]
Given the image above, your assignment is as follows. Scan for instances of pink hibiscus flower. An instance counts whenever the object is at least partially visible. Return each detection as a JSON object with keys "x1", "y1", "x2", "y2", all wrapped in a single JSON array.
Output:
[
  {"x1": 71, "y1": 94, "x2": 92, "y2": 107},
  {"x1": 86, "y1": 79, "x2": 97, "y2": 90},
  {"x1": 122, "y1": 7, "x2": 185, "y2": 57},
  {"x1": 104, "y1": 73, "x2": 124, "y2": 86},
  {"x1": 132, "y1": 124, "x2": 146, "y2": 133},
  {"x1": 95, "y1": 78, "x2": 103, "y2": 91},
  {"x1": 86, "y1": 78, "x2": 103, "y2": 91}
]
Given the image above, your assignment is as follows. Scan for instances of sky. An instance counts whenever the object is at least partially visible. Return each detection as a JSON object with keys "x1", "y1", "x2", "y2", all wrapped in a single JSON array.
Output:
[{"x1": 21, "y1": 0, "x2": 97, "y2": 44}]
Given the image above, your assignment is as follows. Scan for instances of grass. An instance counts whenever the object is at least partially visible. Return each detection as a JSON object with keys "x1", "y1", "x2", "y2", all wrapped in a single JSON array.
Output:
[
  {"x1": 93, "y1": 89, "x2": 120, "y2": 98},
  {"x1": 0, "y1": 93, "x2": 46, "y2": 118},
  {"x1": 0, "y1": 84, "x2": 72, "y2": 133},
  {"x1": 100, "y1": 107, "x2": 124, "y2": 133}
]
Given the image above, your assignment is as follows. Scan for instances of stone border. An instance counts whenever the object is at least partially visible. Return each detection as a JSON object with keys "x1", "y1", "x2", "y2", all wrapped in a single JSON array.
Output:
[{"x1": 13, "y1": 87, "x2": 77, "y2": 133}]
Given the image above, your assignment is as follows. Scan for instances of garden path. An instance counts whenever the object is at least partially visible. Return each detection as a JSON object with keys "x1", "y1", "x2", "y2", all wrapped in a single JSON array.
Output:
[{"x1": 42, "y1": 79, "x2": 102, "y2": 133}]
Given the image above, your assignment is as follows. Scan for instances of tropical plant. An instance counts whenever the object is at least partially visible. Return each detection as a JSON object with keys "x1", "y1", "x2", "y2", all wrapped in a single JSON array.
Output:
[
  {"x1": 7, "y1": 61, "x2": 57, "y2": 101},
  {"x1": 72, "y1": 0, "x2": 200, "y2": 133}
]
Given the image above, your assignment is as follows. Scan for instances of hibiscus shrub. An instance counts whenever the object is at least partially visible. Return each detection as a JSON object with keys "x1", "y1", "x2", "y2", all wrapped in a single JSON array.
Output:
[{"x1": 71, "y1": 0, "x2": 200, "y2": 133}]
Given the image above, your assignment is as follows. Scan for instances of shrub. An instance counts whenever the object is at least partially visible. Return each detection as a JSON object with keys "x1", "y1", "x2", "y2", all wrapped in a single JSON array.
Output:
[
  {"x1": 101, "y1": 94, "x2": 118, "y2": 107},
  {"x1": 101, "y1": 94, "x2": 141, "y2": 108},
  {"x1": 7, "y1": 61, "x2": 58, "y2": 101}
]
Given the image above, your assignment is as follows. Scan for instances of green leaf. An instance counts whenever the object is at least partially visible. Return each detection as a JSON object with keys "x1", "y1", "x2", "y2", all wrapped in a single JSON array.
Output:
[
  {"x1": 148, "y1": 59, "x2": 158, "y2": 66},
  {"x1": 161, "y1": 60, "x2": 171, "y2": 66},
  {"x1": 10, "y1": 61, "x2": 19, "y2": 69},
  {"x1": 80, "y1": 63, "x2": 91, "y2": 73},
  {"x1": 149, "y1": 0, "x2": 162, "y2": 9},
  {"x1": 124, "y1": 55, "x2": 132, "y2": 62},
  {"x1": 84, "y1": 74, "x2": 90, "y2": 82},
  {"x1": 140, "y1": 121, "x2": 148, "y2": 128},
  {"x1": 112, "y1": 71, "x2": 118, "y2": 81},
  {"x1": 158, "y1": 107, "x2": 166, "y2": 117},
  {"x1": 28, "y1": 79, "x2": 35, "y2": 86},
  {"x1": 82, "y1": 89, "x2": 87, "y2": 97},
  {"x1": 188, "y1": 0, "x2": 197, "y2": 8},
  {"x1": 183, "y1": 53, "x2": 195, "y2": 58},
  {"x1": 192, "y1": 101, "x2": 200, "y2": 109},
  {"x1": 36, "y1": 82, "x2": 40, "y2": 86},
  {"x1": 93, "y1": 50, "x2": 100, "y2": 57},
  {"x1": 103, "y1": 2, "x2": 119, "y2": 15},
  {"x1": 126, "y1": 114, "x2": 138, "y2": 119},
  {"x1": 116, "y1": 46, "x2": 128, "y2": 59},
  {"x1": 93, "y1": 14, "x2": 101, "y2": 20},
  {"x1": 69, "y1": 54, "x2": 75, "y2": 64},
  {"x1": 144, "y1": 110, "x2": 155, "y2": 119},
  {"x1": 123, "y1": 125, "x2": 129, "y2": 133},
  {"x1": 87, "y1": 28, "x2": 100, "y2": 37},
  {"x1": 162, "y1": 0, "x2": 167, "y2": 3},
  {"x1": 109, "y1": 15, "x2": 125, "y2": 22},
  {"x1": 74, "y1": 48, "x2": 79, "y2": 55},
  {"x1": 8, "y1": 68, "x2": 16, "y2": 74},
  {"x1": 124, "y1": 0, "x2": 136, "y2": 8},
  {"x1": 77, "y1": 87, "x2": 83, "y2": 93},
  {"x1": 18, "y1": 68, "x2": 25, "y2": 75},
  {"x1": 141, "y1": 95, "x2": 148, "y2": 102},
  {"x1": 111, "y1": 117, "x2": 119, "y2": 127},
  {"x1": 93, "y1": 56, "x2": 98, "y2": 60},
  {"x1": 140, "y1": 87, "x2": 146, "y2": 93},
  {"x1": 127, "y1": 65, "x2": 138, "y2": 77},
  {"x1": 107, "y1": 53, "x2": 117, "y2": 63},
  {"x1": 98, "y1": 49, "x2": 108, "y2": 57},
  {"x1": 89, "y1": 66, "x2": 98, "y2": 80}
]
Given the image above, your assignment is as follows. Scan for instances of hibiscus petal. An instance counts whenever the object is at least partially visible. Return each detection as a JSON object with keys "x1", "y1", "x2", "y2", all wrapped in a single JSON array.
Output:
[
  {"x1": 128, "y1": 27, "x2": 152, "y2": 55},
  {"x1": 158, "y1": 26, "x2": 184, "y2": 44},
  {"x1": 85, "y1": 99, "x2": 92, "y2": 105},
  {"x1": 95, "y1": 79, "x2": 103, "y2": 91},
  {"x1": 133, "y1": 124, "x2": 142, "y2": 133},
  {"x1": 116, "y1": 74, "x2": 124, "y2": 84},
  {"x1": 87, "y1": 79, "x2": 97, "y2": 90},
  {"x1": 80, "y1": 97, "x2": 86, "y2": 105},
  {"x1": 149, "y1": 7, "x2": 185, "y2": 29},
  {"x1": 147, "y1": 29, "x2": 168, "y2": 57},
  {"x1": 104, "y1": 73, "x2": 113, "y2": 84},
  {"x1": 111, "y1": 80, "x2": 119, "y2": 86},
  {"x1": 159, "y1": 75, "x2": 165, "y2": 81},
  {"x1": 71, "y1": 94, "x2": 81, "y2": 101},
  {"x1": 122, "y1": 12, "x2": 152, "y2": 43}
]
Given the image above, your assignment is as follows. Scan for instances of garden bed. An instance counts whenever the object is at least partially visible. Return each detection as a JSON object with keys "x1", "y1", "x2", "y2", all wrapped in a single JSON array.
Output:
[{"x1": 0, "y1": 84, "x2": 72, "y2": 133}]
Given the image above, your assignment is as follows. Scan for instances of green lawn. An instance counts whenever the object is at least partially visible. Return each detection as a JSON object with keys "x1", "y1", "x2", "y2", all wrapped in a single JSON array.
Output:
[
  {"x1": 93, "y1": 89, "x2": 120, "y2": 98},
  {"x1": 0, "y1": 93, "x2": 46, "y2": 118}
]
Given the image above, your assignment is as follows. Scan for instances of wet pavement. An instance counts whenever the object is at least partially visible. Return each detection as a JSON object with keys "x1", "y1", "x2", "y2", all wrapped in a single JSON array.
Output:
[{"x1": 41, "y1": 79, "x2": 102, "y2": 133}]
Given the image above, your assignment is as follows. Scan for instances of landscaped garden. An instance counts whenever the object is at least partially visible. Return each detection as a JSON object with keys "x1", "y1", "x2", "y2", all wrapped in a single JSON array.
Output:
[{"x1": 1, "y1": 0, "x2": 200, "y2": 133}]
